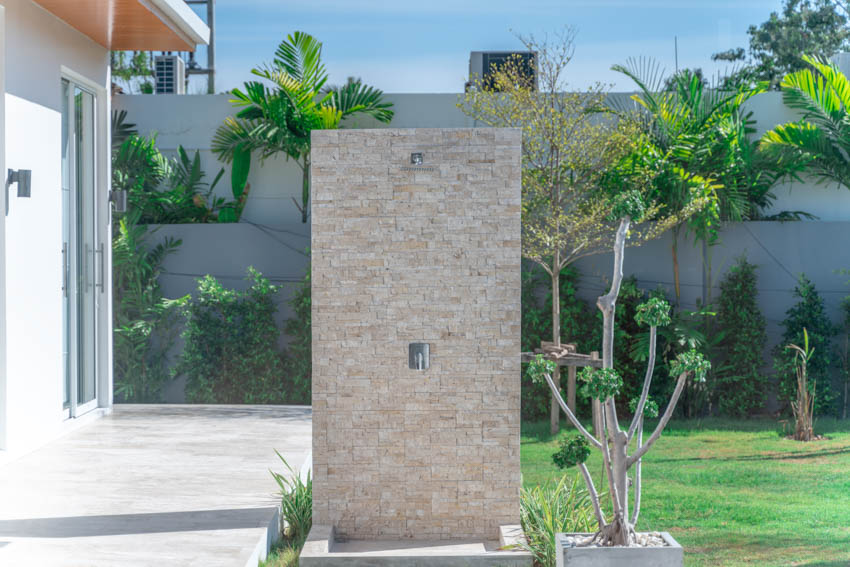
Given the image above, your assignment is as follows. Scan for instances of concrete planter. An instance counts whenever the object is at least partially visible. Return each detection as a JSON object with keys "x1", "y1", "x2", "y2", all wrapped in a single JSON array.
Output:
[{"x1": 556, "y1": 532, "x2": 683, "y2": 567}]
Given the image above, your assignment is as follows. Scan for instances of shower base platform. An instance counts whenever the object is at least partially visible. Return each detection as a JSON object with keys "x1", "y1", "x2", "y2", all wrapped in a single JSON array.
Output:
[{"x1": 299, "y1": 525, "x2": 533, "y2": 566}]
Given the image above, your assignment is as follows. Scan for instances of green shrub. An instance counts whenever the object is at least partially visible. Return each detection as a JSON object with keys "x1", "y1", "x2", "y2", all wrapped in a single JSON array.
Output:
[
  {"x1": 178, "y1": 268, "x2": 288, "y2": 403},
  {"x1": 517, "y1": 475, "x2": 596, "y2": 567},
  {"x1": 260, "y1": 543, "x2": 300, "y2": 567},
  {"x1": 271, "y1": 451, "x2": 312, "y2": 546},
  {"x1": 521, "y1": 266, "x2": 595, "y2": 421},
  {"x1": 774, "y1": 274, "x2": 837, "y2": 415},
  {"x1": 112, "y1": 211, "x2": 186, "y2": 402},
  {"x1": 713, "y1": 257, "x2": 768, "y2": 416},
  {"x1": 113, "y1": 133, "x2": 246, "y2": 224},
  {"x1": 282, "y1": 261, "x2": 311, "y2": 404}
]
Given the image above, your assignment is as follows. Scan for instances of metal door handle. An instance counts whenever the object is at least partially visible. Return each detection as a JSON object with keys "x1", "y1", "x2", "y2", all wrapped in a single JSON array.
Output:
[
  {"x1": 62, "y1": 242, "x2": 69, "y2": 297},
  {"x1": 95, "y1": 243, "x2": 105, "y2": 293}
]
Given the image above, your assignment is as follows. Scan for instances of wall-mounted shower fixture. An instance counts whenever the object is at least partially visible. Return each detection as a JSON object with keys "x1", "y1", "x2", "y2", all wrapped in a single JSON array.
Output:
[
  {"x1": 7, "y1": 169, "x2": 31, "y2": 198},
  {"x1": 409, "y1": 343, "x2": 430, "y2": 370}
]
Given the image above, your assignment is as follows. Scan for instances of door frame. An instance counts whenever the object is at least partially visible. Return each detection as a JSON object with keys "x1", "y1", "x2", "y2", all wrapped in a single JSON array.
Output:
[{"x1": 60, "y1": 67, "x2": 107, "y2": 420}]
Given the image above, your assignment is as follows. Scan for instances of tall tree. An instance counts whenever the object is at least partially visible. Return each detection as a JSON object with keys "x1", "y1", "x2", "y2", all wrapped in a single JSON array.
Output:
[
  {"x1": 459, "y1": 30, "x2": 706, "y2": 434},
  {"x1": 212, "y1": 32, "x2": 394, "y2": 223},
  {"x1": 714, "y1": 0, "x2": 850, "y2": 89},
  {"x1": 612, "y1": 60, "x2": 768, "y2": 304}
]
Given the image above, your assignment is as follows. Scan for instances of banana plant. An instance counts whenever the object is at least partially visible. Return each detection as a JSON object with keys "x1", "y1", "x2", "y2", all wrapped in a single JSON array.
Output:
[
  {"x1": 212, "y1": 31, "x2": 394, "y2": 223},
  {"x1": 762, "y1": 54, "x2": 850, "y2": 189}
]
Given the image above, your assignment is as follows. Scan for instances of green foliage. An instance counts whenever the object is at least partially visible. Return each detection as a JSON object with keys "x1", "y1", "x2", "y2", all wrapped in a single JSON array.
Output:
[
  {"x1": 775, "y1": 274, "x2": 837, "y2": 415},
  {"x1": 110, "y1": 51, "x2": 154, "y2": 94},
  {"x1": 713, "y1": 257, "x2": 769, "y2": 416},
  {"x1": 715, "y1": 0, "x2": 850, "y2": 89},
  {"x1": 671, "y1": 350, "x2": 711, "y2": 383},
  {"x1": 629, "y1": 396, "x2": 659, "y2": 418},
  {"x1": 552, "y1": 436, "x2": 591, "y2": 469},
  {"x1": 178, "y1": 268, "x2": 290, "y2": 404},
  {"x1": 527, "y1": 354, "x2": 557, "y2": 385},
  {"x1": 113, "y1": 133, "x2": 245, "y2": 224},
  {"x1": 112, "y1": 212, "x2": 186, "y2": 401},
  {"x1": 212, "y1": 31, "x2": 393, "y2": 223},
  {"x1": 271, "y1": 451, "x2": 312, "y2": 547},
  {"x1": 635, "y1": 297, "x2": 672, "y2": 328},
  {"x1": 260, "y1": 543, "x2": 300, "y2": 567},
  {"x1": 282, "y1": 260, "x2": 312, "y2": 404},
  {"x1": 606, "y1": 188, "x2": 647, "y2": 222},
  {"x1": 520, "y1": 266, "x2": 596, "y2": 420},
  {"x1": 517, "y1": 475, "x2": 596, "y2": 567},
  {"x1": 762, "y1": 54, "x2": 850, "y2": 189},
  {"x1": 579, "y1": 367, "x2": 623, "y2": 400}
]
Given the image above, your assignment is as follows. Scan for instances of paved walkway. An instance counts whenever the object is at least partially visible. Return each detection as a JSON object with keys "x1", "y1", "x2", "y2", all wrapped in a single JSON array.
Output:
[{"x1": 0, "y1": 405, "x2": 312, "y2": 567}]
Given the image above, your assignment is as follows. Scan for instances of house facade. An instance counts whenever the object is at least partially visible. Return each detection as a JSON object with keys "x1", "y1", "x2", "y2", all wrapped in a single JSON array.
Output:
[{"x1": 0, "y1": 0, "x2": 208, "y2": 459}]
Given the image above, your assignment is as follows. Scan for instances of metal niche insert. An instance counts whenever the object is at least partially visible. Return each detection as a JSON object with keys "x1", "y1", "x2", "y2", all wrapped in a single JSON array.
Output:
[{"x1": 408, "y1": 343, "x2": 430, "y2": 370}]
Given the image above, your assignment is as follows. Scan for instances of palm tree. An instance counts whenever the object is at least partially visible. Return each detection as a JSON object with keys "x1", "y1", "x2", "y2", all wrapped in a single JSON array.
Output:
[
  {"x1": 611, "y1": 59, "x2": 767, "y2": 304},
  {"x1": 212, "y1": 31, "x2": 394, "y2": 223},
  {"x1": 762, "y1": 54, "x2": 850, "y2": 188}
]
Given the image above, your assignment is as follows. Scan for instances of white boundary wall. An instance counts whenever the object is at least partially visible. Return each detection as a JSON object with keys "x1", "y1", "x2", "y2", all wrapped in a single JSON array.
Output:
[{"x1": 115, "y1": 92, "x2": 850, "y2": 403}]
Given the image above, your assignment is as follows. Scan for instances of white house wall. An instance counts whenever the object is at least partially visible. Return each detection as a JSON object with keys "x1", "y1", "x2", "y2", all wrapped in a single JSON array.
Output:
[{"x1": 1, "y1": 0, "x2": 110, "y2": 454}]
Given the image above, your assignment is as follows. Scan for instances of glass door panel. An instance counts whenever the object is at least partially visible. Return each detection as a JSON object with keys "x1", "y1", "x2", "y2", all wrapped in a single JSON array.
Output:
[
  {"x1": 75, "y1": 87, "x2": 97, "y2": 408},
  {"x1": 61, "y1": 79, "x2": 98, "y2": 417}
]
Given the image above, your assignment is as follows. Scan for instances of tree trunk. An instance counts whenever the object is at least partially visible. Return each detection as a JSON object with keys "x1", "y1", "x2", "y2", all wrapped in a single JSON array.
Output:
[
  {"x1": 671, "y1": 225, "x2": 681, "y2": 306},
  {"x1": 301, "y1": 155, "x2": 310, "y2": 223},
  {"x1": 596, "y1": 218, "x2": 631, "y2": 545},
  {"x1": 550, "y1": 257, "x2": 561, "y2": 435}
]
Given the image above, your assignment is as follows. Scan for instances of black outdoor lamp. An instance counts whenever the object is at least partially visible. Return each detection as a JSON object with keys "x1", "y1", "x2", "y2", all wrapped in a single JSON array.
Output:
[{"x1": 5, "y1": 168, "x2": 32, "y2": 216}]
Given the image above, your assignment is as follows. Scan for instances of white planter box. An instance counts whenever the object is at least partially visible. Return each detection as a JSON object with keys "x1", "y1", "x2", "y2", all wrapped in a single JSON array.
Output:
[{"x1": 556, "y1": 532, "x2": 683, "y2": 567}]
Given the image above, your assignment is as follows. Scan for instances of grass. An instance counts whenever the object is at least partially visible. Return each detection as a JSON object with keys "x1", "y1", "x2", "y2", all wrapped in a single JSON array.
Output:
[
  {"x1": 260, "y1": 541, "x2": 300, "y2": 567},
  {"x1": 522, "y1": 418, "x2": 850, "y2": 567}
]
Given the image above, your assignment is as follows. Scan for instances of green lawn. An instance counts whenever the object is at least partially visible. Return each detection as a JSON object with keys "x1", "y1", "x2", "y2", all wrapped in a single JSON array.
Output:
[{"x1": 521, "y1": 418, "x2": 850, "y2": 567}]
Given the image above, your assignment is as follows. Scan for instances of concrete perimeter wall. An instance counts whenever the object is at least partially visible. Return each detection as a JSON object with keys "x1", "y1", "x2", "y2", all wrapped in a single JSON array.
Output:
[
  {"x1": 311, "y1": 128, "x2": 522, "y2": 540},
  {"x1": 116, "y1": 92, "x2": 850, "y2": 405}
]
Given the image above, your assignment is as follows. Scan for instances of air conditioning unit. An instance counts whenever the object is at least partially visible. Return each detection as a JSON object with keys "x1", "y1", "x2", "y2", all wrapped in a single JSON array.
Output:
[
  {"x1": 154, "y1": 54, "x2": 186, "y2": 94},
  {"x1": 468, "y1": 51, "x2": 537, "y2": 91}
]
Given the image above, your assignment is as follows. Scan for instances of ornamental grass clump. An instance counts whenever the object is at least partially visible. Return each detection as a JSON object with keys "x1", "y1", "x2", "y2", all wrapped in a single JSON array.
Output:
[{"x1": 528, "y1": 216, "x2": 709, "y2": 547}]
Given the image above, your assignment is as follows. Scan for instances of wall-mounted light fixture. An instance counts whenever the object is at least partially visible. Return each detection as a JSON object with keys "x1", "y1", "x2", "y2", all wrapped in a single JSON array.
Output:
[
  {"x1": 5, "y1": 169, "x2": 32, "y2": 215},
  {"x1": 7, "y1": 169, "x2": 31, "y2": 198},
  {"x1": 109, "y1": 189, "x2": 128, "y2": 213},
  {"x1": 410, "y1": 152, "x2": 424, "y2": 165}
]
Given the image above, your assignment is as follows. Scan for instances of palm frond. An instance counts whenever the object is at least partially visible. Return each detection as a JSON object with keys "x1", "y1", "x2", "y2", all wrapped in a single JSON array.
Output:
[{"x1": 328, "y1": 81, "x2": 395, "y2": 123}]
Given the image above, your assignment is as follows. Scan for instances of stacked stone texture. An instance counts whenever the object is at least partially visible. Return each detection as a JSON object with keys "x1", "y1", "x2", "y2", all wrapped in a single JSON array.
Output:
[{"x1": 311, "y1": 128, "x2": 521, "y2": 540}]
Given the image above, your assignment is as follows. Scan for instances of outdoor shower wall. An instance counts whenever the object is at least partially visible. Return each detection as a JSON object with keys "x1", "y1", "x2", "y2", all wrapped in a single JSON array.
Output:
[{"x1": 310, "y1": 128, "x2": 522, "y2": 540}]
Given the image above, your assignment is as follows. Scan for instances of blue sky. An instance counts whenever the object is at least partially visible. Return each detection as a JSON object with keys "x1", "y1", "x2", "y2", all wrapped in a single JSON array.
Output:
[{"x1": 187, "y1": 0, "x2": 786, "y2": 94}]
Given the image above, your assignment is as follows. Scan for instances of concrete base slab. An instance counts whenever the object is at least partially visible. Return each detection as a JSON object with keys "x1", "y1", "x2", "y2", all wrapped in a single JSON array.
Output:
[
  {"x1": 300, "y1": 525, "x2": 533, "y2": 566},
  {"x1": 0, "y1": 405, "x2": 312, "y2": 567},
  {"x1": 556, "y1": 532, "x2": 683, "y2": 567}
]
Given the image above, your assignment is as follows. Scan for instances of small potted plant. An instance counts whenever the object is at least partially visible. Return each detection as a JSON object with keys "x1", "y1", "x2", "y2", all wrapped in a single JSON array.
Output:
[{"x1": 528, "y1": 214, "x2": 709, "y2": 566}]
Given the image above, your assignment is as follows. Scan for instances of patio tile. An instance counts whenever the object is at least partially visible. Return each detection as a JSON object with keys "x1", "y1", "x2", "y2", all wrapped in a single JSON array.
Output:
[{"x1": 0, "y1": 405, "x2": 311, "y2": 567}]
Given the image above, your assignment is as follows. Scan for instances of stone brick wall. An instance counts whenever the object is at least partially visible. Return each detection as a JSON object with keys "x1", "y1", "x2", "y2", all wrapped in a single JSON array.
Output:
[{"x1": 310, "y1": 128, "x2": 521, "y2": 540}]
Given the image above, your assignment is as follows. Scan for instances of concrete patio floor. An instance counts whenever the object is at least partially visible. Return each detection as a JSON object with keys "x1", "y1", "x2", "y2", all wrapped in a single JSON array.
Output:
[{"x1": 0, "y1": 405, "x2": 312, "y2": 567}]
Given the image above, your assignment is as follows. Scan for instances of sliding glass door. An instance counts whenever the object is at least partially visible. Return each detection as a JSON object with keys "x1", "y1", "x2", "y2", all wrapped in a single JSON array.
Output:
[{"x1": 62, "y1": 79, "x2": 98, "y2": 417}]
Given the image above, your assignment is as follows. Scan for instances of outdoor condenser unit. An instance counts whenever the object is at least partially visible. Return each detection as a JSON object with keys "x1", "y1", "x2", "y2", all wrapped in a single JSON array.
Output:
[
  {"x1": 154, "y1": 54, "x2": 186, "y2": 94},
  {"x1": 467, "y1": 50, "x2": 537, "y2": 92}
]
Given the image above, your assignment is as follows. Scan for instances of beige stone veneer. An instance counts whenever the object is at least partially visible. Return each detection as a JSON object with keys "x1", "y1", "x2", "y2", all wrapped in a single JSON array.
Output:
[{"x1": 311, "y1": 128, "x2": 522, "y2": 540}]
